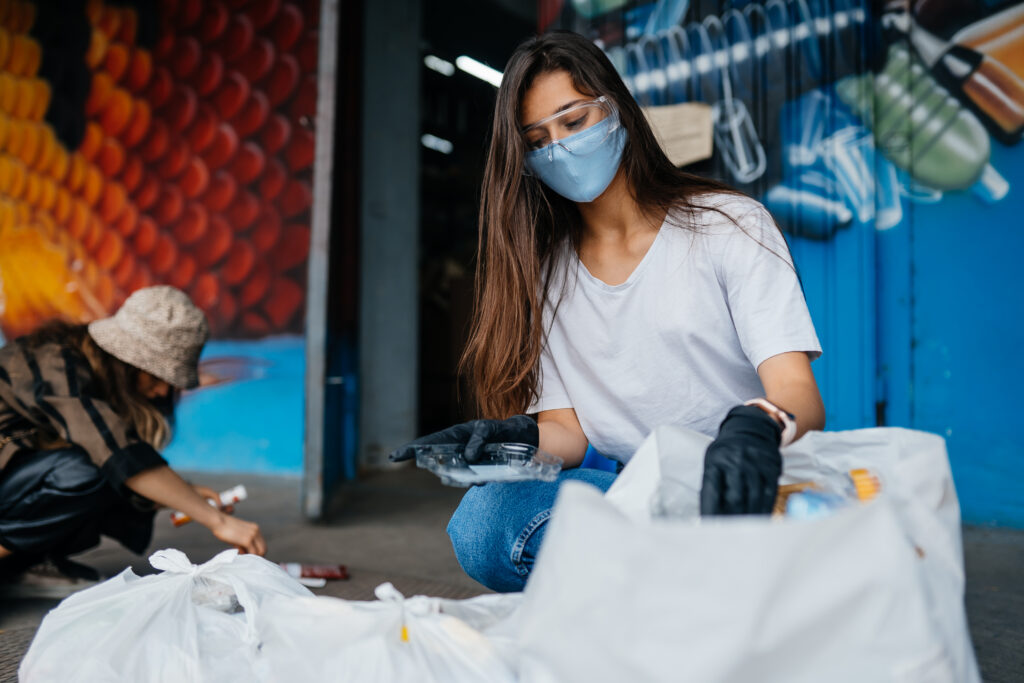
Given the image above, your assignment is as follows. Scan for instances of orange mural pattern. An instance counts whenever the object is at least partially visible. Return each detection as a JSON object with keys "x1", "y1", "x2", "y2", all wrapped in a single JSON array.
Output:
[{"x1": 0, "y1": 0, "x2": 317, "y2": 339}]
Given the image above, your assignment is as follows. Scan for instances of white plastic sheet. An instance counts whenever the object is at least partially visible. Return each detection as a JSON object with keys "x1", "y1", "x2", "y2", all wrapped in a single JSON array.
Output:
[
  {"x1": 255, "y1": 582, "x2": 522, "y2": 682},
  {"x1": 517, "y1": 425, "x2": 980, "y2": 683},
  {"x1": 19, "y1": 549, "x2": 312, "y2": 683}
]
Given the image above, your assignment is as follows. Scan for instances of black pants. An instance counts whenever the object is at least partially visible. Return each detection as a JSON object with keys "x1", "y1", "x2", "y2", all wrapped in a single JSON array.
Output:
[{"x1": 0, "y1": 448, "x2": 155, "y2": 561}]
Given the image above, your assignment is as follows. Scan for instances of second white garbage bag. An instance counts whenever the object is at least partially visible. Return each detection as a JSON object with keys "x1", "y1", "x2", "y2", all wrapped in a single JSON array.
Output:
[
  {"x1": 601, "y1": 425, "x2": 980, "y2": 682},
  {"x1": 19, "y1": 548, "x2": 312, "y2": 683},
  {"x1": 516, "y1": 481, "x2": 954, "y2": 683},
  {"x1": 255, "y1": 582, "x2": 522, "y2": 682}
]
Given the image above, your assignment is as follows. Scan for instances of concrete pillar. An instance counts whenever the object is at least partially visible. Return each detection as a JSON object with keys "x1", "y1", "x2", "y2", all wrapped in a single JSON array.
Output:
[{"x1": 359, "y1": 0, "x2": 421, "y2": 468}]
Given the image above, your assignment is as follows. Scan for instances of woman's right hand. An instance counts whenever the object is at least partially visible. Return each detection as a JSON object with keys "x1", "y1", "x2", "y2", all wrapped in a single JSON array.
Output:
[
  {"x1": 209, "y1": 514, "x2": 267, "y2": 556},
  {"x1": 388, "y1": 415, "x2": 538, "y2": 463}
]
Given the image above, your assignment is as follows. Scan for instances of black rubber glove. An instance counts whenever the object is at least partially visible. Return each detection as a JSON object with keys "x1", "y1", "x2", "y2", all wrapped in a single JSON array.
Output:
[
  {"x1": 700, "y1": 405, "x2": 783, "y2": 516},
  {"x1": 388, "y1": 415, "x2": 539, "y2": 464}
]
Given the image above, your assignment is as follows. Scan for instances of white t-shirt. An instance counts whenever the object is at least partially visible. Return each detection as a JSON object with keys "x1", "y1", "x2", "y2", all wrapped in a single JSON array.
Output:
[{"x1": 527, "y1": 194, "x2": 822, "y2": 462}]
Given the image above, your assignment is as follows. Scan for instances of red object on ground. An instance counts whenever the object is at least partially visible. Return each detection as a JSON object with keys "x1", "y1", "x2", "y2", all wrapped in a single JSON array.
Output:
[
  {"x1": 180, "y1": 156, "x2": 211, "y2": 199},
  {"x1": 172, "y1": 202, "x2": 209, "y2": 245},
  {"x1": 201, "y1": 170, "x2": 237, "y2": 212},
  {"x1": 284, "y1": 125, "x2": 314, "y2": 172},
  {"x1": 185, "y1": 104, "x2": 218, "y2": 154},
  {"x1": 154, "y1": 184, "x2": 185, "y2": 224},
  {"x1": 264, "y1": 54, "x2": 300, "y2": 106},
  {"x1": 149, "y1": 232, "x2": 178, "y2": 275},
  {"x1": 169, "y1": 254, "x2": 197, "y2": 289},
  {"x1": 226, "y1": 189, "x2": 260, "y2": 230},
  {"x1": 133, "y1": 216, "x2": 159, "y2": 256},
  {"x1": 263, "y1": 276, "x2": 303, "y2": 327},
  {"x1": 250, "y1": 207, "x2": 281, "y2": 253},
  {"x1": 259, "y1": 114, "x2": 291, "y2": 154},
  {"x1": 271, "y1": 223, "x2": 310, "y2": 272},
  {"x1": 193, "y1": 51, "x2": 225, "y2": 96},
  {"x1": 170, "y1": 36, "x2": 202, "y2": 79},
  {"x1": 228, "y1": 142, "x2": 265, "y2": 184},
  {"x1": 271, "y1": 4, "x2": 304, "y2": 52},
  {"x1": 258, "y1": 157, "x2": 287, "y2": 201},
  {"x1": 201, "y1": 123, "x2": 240, "y2": 169},
  {"x1": 190, "y1": 272, "x2": 220, "y2": 311},
  {"x1": 236, "y1": 37, "x2": 275, "y2": 83},
  {"x1": 222, "y1": 239, "x2": 256, "y2": 284},
  {"x1": 277, "y1": 179, "x2": 312, "y2": 218},
  {"x1": 196, "y1": 214, "x2": 233, "y2": 267}
]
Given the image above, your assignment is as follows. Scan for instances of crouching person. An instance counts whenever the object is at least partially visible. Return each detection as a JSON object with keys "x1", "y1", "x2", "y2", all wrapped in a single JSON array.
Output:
[{"x1": 0, "y1": 286, "x2": 266, "y2": 596}]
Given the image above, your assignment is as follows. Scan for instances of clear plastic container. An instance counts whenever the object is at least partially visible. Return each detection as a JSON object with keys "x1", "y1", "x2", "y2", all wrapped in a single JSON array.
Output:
[{"x1": 414, "y1": 442, "x2": 563, "y2": 487}]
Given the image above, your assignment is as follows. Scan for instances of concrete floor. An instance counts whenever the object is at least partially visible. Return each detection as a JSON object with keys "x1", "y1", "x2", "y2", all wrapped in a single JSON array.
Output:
[{"x1": 2, "y1": 467, "x2": 1023, "y2": 681}]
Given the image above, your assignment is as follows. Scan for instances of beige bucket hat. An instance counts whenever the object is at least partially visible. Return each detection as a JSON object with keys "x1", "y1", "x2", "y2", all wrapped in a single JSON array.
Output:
[{"x1": 88, "y1": 286, "x2": 210, "y2": 389}]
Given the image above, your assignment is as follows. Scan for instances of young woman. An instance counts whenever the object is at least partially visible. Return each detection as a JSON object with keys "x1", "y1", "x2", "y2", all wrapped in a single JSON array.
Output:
[
  {"x1": 391, "y1": 31, "x2": 824, "y2": 592},
  {"x1": 0, "y1": 286, "x2": 266, "y2": 595}
]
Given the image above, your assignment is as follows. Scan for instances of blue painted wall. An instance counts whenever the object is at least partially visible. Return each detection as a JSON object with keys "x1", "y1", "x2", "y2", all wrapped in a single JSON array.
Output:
[
  {"x1": 550, "y1": 0, "x2": 1024, "y2": 526},
  {"x1": 163, "y1": 336, "x2": 306, "y2": 476}
]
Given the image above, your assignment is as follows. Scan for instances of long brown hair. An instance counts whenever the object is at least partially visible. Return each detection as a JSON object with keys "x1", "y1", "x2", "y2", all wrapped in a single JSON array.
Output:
[
  {"x1": 461, "y1": 31, "x2": 743, "y2": 419},
  {"x1": 20, "y1": 321, "x2": 176, "y2": 449}
]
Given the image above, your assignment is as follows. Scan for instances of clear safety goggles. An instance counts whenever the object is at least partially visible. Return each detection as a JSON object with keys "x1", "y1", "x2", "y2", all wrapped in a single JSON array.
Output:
[{"x1": 521, "y1": 96, "x2": 620, "y2": 163}]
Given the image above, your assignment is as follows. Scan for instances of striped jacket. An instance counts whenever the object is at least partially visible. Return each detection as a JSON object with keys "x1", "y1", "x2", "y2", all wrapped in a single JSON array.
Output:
[{"x1": 0, "y1": 340, "x2": 167, "y2": 490}]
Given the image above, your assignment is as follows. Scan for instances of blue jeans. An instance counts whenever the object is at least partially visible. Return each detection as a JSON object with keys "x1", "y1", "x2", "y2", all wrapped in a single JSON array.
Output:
[{"x1": 447, "y1": 468, "x2": 618, "y2": 592}]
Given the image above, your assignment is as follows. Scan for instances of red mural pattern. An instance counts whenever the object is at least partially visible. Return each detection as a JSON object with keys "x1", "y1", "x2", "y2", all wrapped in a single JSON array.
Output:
[{"x1": 0, "y1": 0, "x2": 318, "y2": 339}]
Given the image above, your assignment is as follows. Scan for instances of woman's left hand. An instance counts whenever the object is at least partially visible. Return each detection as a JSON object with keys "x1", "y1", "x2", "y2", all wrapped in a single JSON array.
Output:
[{"x1": 700, "y1": 405, "x2": 783, "y2": 516}]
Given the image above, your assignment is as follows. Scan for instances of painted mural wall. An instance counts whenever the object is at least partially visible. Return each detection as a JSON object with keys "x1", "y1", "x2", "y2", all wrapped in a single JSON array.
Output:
[
  {"x1": 545, "y1": 0, "x2": 1024, "y2": 525},
  {"x1": 0, "y1": 0, "x2": 319, "y2": 474}
]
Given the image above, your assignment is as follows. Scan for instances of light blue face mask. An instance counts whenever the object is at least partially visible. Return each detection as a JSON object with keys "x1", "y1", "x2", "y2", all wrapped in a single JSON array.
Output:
[{"x1": 524, "y1": 115, "x2": 628, "y2": 203}]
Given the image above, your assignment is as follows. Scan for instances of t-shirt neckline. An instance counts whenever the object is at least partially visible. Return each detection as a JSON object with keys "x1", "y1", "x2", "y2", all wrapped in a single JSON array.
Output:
[{"x1": 575, "y1": 219, "x2": 667, "y2": 293}]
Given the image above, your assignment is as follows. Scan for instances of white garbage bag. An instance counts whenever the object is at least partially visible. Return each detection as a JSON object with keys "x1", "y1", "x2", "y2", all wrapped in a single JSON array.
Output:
[
  {"x1": 518, "y1": 482, "x2": 956, "y2": 682},
  {"x1": 603, "y1": 425, "x2": 979, "y2": 682},
  {"x1": 19, "y1": 548, "x2": 312, "y2": 683},
  {"x1": 517, "y1": 426, "x2": 980, "y2": 683},
  {"x1": 255, "y1": 582, "x2": 521, "y2": 682}
]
